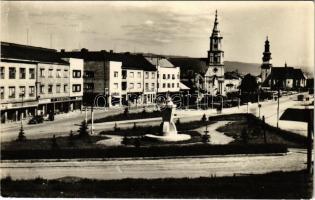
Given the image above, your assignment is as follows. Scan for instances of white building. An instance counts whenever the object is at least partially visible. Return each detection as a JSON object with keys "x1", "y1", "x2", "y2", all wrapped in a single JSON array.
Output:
[{"x1": 145, "y1": 57, "x2": 181, "y2": 94}]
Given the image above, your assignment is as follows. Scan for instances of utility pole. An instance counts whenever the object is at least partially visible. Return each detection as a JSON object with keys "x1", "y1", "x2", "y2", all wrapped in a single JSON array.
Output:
[{"x1": 277, "y1": 86, "x2": 280, "y2": 128}]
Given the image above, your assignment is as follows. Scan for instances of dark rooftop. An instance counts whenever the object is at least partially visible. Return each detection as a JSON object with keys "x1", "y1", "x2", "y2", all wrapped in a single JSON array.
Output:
[
  {"x1": 1, "y1": 42, "x2": 69, "y2": 65},
  {"x1": 168, "y1": 57, "x2": 208, "y2": 75},
  {"x1": 59, "y1": 50, "x2": 156, "y2": 71}
]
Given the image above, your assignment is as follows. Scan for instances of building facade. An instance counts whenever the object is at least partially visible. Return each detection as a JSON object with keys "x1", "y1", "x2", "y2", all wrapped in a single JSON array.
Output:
[
  {"x1": 145, "y1": 57, "x2": 180, "y2": 95},
  {"x1": 0, "y1": 42, "x2": 84, "y2": 123}
]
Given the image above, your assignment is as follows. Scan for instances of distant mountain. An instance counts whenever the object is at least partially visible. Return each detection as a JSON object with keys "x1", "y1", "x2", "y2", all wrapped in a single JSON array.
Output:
[{"x1": 224, "y1": 61, "x2": 261, "y2": 76}]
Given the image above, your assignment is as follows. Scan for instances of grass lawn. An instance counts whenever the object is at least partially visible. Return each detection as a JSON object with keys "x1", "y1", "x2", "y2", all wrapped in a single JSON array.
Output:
[
  {"x1": 215, "y1": 114, "x2": 306, "y2": 148},
  {"x1": 1, "y1": 170, "x2": 312, "y2": 198}
]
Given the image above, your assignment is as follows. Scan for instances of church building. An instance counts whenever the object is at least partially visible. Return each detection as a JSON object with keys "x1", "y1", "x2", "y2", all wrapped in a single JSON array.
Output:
[{"x1": 204, "y1": 10, "x2": 225, "y2": 95}]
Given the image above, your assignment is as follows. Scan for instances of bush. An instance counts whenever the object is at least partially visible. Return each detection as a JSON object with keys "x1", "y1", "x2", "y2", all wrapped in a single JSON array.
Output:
[
  {"x1": 201, "y1": 114, "x2": 207, "y2": 122},
  {"x1": 114, "y1": 123, "x2": 120, "y2": 132}
]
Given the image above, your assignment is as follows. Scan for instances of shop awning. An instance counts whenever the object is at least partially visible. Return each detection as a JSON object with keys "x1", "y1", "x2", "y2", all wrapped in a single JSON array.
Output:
[{"x1": 179, "y1": 82, "x2": 190, "y2": 90}]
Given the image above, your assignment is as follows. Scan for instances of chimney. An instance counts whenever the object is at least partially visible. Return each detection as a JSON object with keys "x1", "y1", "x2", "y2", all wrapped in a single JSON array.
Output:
[
  {"x1": 110, "y1": 50, "x2": 114, "y2": 54},
  {"x1": 60, "y1": 49, "x2": 65, "y2": 53}
]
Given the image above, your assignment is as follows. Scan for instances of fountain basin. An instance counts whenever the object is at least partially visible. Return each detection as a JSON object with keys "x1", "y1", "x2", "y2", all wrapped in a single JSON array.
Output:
[{"x1": 145, "y1": 133, "x2": 191, "y2": 142}]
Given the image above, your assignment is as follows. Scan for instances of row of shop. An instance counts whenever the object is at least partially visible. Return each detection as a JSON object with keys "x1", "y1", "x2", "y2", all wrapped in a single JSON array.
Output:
[{"x1": 1, "y1": 98, "x2": 82, "y2": 123}]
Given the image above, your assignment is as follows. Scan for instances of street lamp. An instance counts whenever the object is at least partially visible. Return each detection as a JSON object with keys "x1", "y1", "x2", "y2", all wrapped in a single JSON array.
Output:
[{"x1": 20, "y1": 92, "x2": 25, "y2": 130}]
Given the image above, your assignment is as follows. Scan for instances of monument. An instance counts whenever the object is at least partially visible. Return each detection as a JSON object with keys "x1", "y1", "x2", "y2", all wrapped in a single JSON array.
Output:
[{"x1": 145, "y1": 97, "x2": 191, "y2": 141}]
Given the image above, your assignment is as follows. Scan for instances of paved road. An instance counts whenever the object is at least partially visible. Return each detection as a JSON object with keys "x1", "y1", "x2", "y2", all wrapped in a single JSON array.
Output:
[
  {"x1": 0, "y1": 148, "x2": 307, "y2": 180},
  {"x1": 1, "y1": 93, "x2": 311, "y2": 142}
]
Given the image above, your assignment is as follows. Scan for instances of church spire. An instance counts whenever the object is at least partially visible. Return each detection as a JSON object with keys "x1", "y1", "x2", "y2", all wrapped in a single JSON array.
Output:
[{"x1": 212, "y1": 10, "x2": 220, "y2": 37}]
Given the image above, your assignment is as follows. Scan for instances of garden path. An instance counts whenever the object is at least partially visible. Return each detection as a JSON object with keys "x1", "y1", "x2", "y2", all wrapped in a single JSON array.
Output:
[{"x1": 194, "y1": 121, "x2": 234, "y2": 144}]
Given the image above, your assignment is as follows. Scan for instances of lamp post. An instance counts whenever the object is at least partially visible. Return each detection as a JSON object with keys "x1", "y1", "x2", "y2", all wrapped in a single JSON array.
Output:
[{"x1": 20, "y1": 93, "x2": 24, "y2": 130}]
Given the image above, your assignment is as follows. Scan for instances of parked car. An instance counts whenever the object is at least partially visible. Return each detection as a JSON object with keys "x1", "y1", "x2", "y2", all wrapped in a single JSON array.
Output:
[
  {"x1": 297, "y1": 94, "x2": 304, "y2": 101},
  {"x1": 28, "y1": 115, "x2": 44, "y2": 124}
]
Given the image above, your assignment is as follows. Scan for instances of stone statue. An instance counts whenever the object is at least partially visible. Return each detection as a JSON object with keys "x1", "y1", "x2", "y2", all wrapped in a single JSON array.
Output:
[
  {"x1": 161, "y1": 96, "x2": 178, "y2": 136},
  {"x1": 145, "y1": 96, "x2": 190, "y2": 142}
]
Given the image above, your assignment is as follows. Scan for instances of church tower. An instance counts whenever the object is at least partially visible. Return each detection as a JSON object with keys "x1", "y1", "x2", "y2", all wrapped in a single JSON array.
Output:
[
  {"x1": 261, "y1": 37, "x2": 272, "y2": 83},
  {"x1": 205, "y1": 10, "x2": 225, "y2": 95}
]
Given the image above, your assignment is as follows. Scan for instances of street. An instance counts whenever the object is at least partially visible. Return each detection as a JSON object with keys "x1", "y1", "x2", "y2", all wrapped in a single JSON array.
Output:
[
  {"x1": 0, "y1": 93, "x2": 311, "y2": 142},
  {"x1": 0, "y1": 148, "x2": 307, "y2": 180}
]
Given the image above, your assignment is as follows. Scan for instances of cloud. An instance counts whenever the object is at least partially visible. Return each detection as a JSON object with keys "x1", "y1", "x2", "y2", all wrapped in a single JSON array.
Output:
[{"x1": 145, "y1": 20, "x2": 154, "y2": 26}]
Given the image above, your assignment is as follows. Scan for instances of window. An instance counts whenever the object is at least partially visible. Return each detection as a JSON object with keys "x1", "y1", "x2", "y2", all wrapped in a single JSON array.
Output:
[
  {"x1": 48, "y1": 85, "x2": 53, "y2": 93},
  {"x1": 122, "y1": 70, "x2": 127, "y2": 79},
  {"x1": 29, "y1": 68, "x2": 35, "y2": 79},
  {"x1": 72, "y1": 84, "x2": 81, "y2": 92},
  {"x1": 151, "y1": 83, "x2": 155, "y2": 89},
  {"x1": 122, "y1": 82, "x2": 127, "y2": 90},
  {"x1": 172, "y1": 74, "x2": 175, "y2": 80},
  {"x1": 145, "y1": 83, "x2": 149, "y2": 90},
  {"x1": 40, "y1": 85, "x2": 45, "y2": 94},
  {"x1": 137, "y1": 72, "x2": 141, "y2": 78},
  {"x1": 56, "y1": 84, "x2": 61, "y2": 93},
  {"x1": 129, "y1": 83, "x2": 134, "y2": 89},
  {"x1": 9, "y1": 67, "x2": 16, "y2": 79},
  {"x1": 64, "y1": 69, "x2": 69, "y2": 78},
  {"x1": 145, "y1": 72, "x2": 149, "y2": 79},
  {"x1": 56, "y1": 69, "x2": 61, "y2": 78},
  {"x1": 48, "y1": 69, "x2": 53, "y2": 78},
  {"x1": 172, "y1": 83, "x2": 174, "y2": 88},
  {"x1": 152, "y1": 72, "x2": 155, "y2": 79},
  {"x1": 163, "y1": 74, "x2": 166, "y2": 79},
  {"x1": 73, "y1": 70, "x2": 81, "y2": 78},
  {"x1": 167, "y1": 74, "x2": 170, "y2": 79},
  {"x1": 0, "y1": 87, "x2": 4, "y2": 99},
  {"x1": 9, "y1": 87, "x2": 15, "y2": 98},
  {"x1": 177, "y1": 83, "x2": 179, "y2": 88},
  {"x1": 84, "y1": 83, "x2": 94, "y2": 90},
  {"x1": 137, "y1": 83, "x2": 141, "y2": 89},
  {"x1": 0, "y1": 67, "x2": 4, "y2": 79},
  {"x1": 29, "y1": 86, "x2": 35, "y2": 97},
  {"x1": 19, "y1": 68, "x2": 26, "y2": 79},
  {"x1": 130, "y1": 72, "x2": 134, "y2": 78},
  {"x1": 40, "y1": 68, "x2": 45, "y2": 77},
  {"x1": 64, "y1": 84, "x2": 68, "y2": 93},
  {"x1": 214, "y1": 44, "x2": 218, "y2": 49},
  {"x1": 114, "y1": 71, "x2": 119, "y2": 78},
  {"x1": 167, "y1": 83, "x2": 170, "y2": 88},
  {"x1": 177, "y1": 74, "x2": 180, "y2": 79},
  {"x1": 113, "y1": 83, "x2": 119, "y2": 89},
  {"x1": 19, "y1": 86, "x2": 25, "y2": 97},
  {"x1": 163, "y1": 83, "x2": 166, "y2": 88}
]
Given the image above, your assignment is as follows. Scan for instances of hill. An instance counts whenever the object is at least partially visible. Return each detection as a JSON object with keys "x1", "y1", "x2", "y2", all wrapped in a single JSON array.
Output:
[{"x1": 224, "y1": 61, "x2": 261, "y2": 75}]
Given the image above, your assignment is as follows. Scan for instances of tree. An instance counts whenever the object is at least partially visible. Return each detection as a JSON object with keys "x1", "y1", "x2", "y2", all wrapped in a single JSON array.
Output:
[
  {"x1": 123, "y1": 107, "x2": 129, "y2": 118},
  {"x1": 134, "y1": 137, "x2": 141, "y2": 148},
  {"x1": 51, "y1": 134, "x2": 59, "y2": 149},
  {"x1": 68, "y1": 130, "x2": 74, "y2": 146},
  {"x1": 240, "y1": 73, "x2": 258, "y2": 102},
  {"x1": 17, "y1": 127, "x2": 26, "y2": 141},
  {"x1": 78, "y1": 120, "x2": 89, "y2": 138},
  {"x1": 132, "y1": 122, "x2": 137, "y2": 131}
]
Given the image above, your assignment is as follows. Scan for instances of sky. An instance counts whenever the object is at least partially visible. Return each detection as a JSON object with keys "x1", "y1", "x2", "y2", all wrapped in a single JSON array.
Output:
[{"x1": 1, "y1": 1, "x2": 314, "y2": 72}]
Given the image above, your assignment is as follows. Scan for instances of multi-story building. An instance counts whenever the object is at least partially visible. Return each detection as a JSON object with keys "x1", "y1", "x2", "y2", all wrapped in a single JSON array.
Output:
[
  {"x1": 223, "y1": 71, "x2": 242, "y2": 93},
  {"x1": 145, "y1": 57, "x2": 181, "y2": 95},
  {"x1": 59, "y1": 50, "x2": 157, "y2": 107},
  {"x1": 0, "y1": 42, "x2": 83, "y2": 123}
]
